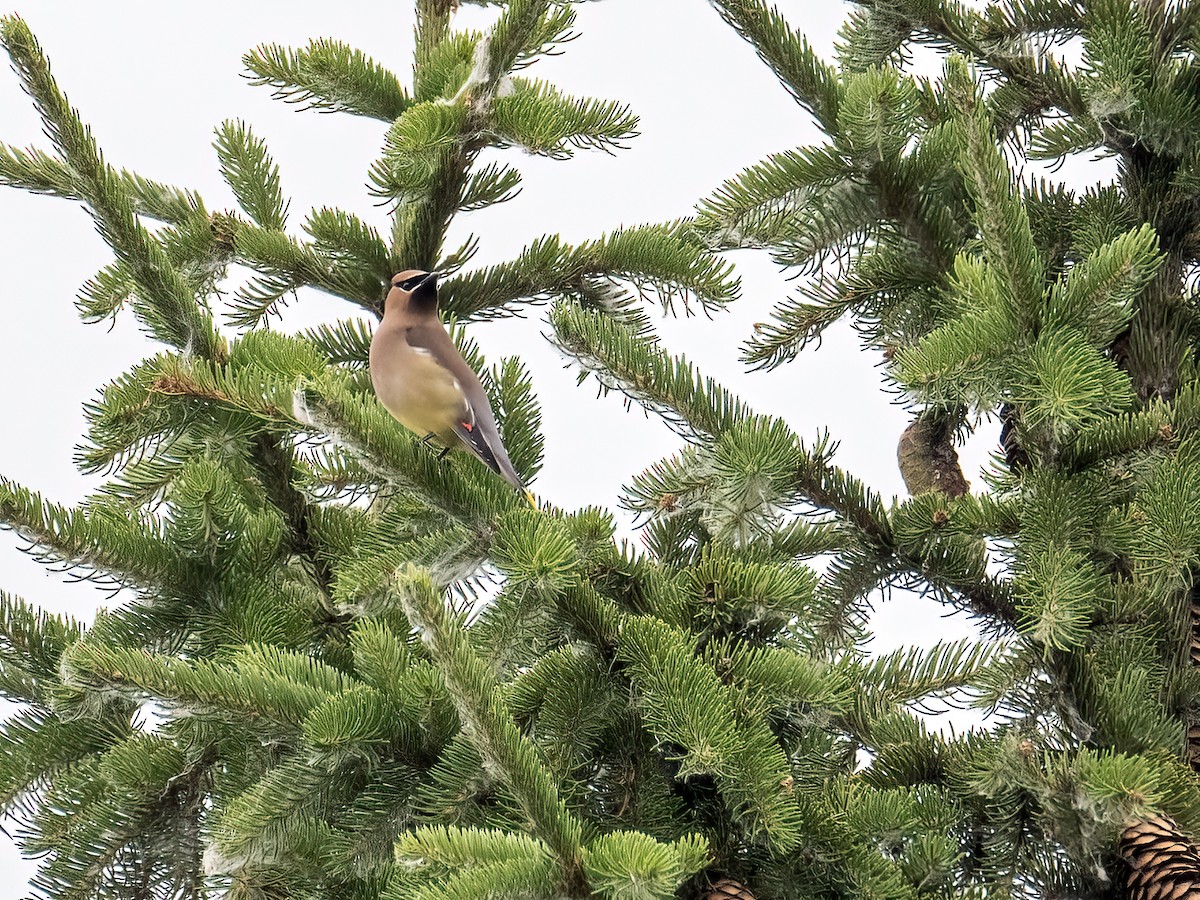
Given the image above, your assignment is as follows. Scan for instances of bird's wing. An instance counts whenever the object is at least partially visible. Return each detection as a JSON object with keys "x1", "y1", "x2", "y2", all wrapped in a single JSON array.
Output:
[
  {"x1": 405, "y1": 322, "x2": 525, "y2": 490},
  {"x1": 451, "y1": 414, "x2": 504, "y2": 475}
]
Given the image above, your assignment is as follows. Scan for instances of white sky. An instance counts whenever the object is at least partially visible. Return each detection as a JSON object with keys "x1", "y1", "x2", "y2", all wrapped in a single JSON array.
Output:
[{"x1": 0, "y1": 0, "x2": 1000, "y2": 888}]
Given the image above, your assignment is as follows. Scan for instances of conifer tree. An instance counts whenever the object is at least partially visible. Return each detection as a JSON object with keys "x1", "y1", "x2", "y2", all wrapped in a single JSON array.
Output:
[
  {"x1": 7, "y1": 2, "x2": 1200, "y2": 900},
  {"x1": 693, "y1": 0, "x2": 1200, "y2": 897}
]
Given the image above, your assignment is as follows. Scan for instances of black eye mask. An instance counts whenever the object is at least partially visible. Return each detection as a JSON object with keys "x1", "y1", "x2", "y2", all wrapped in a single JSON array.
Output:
[{"x1": 397, "y1": 273, "x2": 434, "y2": 292}]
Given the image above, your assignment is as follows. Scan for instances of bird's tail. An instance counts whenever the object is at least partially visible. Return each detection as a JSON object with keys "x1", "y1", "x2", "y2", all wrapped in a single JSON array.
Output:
[{"x1": 454, "y1": 418, "x2": 533, "y2": 502}]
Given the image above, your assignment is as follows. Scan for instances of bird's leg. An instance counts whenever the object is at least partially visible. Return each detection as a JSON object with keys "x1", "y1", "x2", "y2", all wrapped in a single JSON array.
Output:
[{"x1": 417, "y1": 432, "x2": 451, "y2": 461}]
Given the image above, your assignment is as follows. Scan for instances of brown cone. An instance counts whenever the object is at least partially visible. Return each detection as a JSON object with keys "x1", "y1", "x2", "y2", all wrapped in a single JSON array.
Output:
[
  {"x1": 1120, "y1": 815, "x2": 1200, "y2": 899},
  {"x1": 1189, "y1": 586, "x2": 1200, "y2": 771},
  {"x1": 999, "y1": 403, "x2": 1029, "y2": 473},
  {"x1": 1191, "y1": 591, "x2": 1200, "y2": 670},
  {"x1": 897, "y1": 414, "x2": 969, "y2": 498},
  {"x1": 701, "y1": 878, "x2": 757, "y2": 900}
]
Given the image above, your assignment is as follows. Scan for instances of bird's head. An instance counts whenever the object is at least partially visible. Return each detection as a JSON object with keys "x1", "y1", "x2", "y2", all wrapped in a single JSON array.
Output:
[{"x1": 383, "y1": 269, "x2": 440, "y2": 316}]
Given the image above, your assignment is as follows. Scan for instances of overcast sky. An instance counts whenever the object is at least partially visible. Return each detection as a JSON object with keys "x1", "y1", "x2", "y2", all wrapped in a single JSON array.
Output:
[{"x1": 0, "y1": 0, "x2": 1002, "y2": 886}]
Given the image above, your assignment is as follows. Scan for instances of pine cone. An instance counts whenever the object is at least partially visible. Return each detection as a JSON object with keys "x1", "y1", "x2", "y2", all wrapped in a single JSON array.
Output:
[
  {"x1": 1190, "y1": 588, "x2": 1200, "y2": 670},
  {"x1": 1120, "y1": 815, "x2": 1200, "y2": 900},
  {"x1": 701, "y1": 877, "x2": 757, "y2": 900},
  {"x1": 897, "y1": 414, "x2": 969, "y2": 498},
  {"x1": 1189, "y1": 584, "x2": 1200, "y2": 770},
  {"x1": 1188, "y1": 723, "x2": 1200, "y2": 773},
  {"x1": 999, "y1": 403, "x2": 1029, "y2": 473}
]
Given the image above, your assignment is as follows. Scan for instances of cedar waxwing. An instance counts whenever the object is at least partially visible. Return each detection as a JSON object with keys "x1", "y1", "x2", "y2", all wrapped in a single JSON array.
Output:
[{"x1": 370, "y1": 270, "x2": 532, "y2": 501}]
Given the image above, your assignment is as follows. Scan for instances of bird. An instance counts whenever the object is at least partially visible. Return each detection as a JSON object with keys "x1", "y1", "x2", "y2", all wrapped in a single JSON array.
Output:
[{"x1": 369, "y1": 269, "x2": 534, "y2": 504}]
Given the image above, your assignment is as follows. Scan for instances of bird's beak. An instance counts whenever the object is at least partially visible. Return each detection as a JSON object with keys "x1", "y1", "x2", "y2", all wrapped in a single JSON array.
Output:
[{"x1": 420, "y1": 271, "x2": 441, "y2": 288}]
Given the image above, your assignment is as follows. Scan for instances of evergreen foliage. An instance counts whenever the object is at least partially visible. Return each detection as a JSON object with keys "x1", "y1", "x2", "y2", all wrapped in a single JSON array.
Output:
[
  {"x1": 4, "y1": 1, "x2": 1200, "y2": 899},
  {"x1": 691, "y1": 0, "x2": 1200, "y2": 896}
]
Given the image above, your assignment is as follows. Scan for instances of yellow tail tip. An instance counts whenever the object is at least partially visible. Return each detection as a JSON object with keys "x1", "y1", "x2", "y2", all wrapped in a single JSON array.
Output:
[{"x1": 523, "y1": 489, "x2": 537, "y2": 508}]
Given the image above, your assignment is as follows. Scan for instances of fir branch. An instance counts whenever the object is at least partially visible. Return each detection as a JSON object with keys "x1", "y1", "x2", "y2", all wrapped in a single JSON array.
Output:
[
  {"x1": 892, "y1": 256, "x2": 1021, "y2": 407},
  {"x1": 1017, "y1": 328, "x2": 1135, "y2": 442},
  {"x1": 297, "y1": 444, "x2": 380, "y2": 502},
  {"x1": 490, "y1": 508, "x2": 578, "y2": 604},
  {"x1": 117, "y1": 167, "x2": 206, "y2": 224},
  {"x1": 703, "y1": 417, "x2": 817, "y2": 545},
  {"x1": 709, "y1": 640, "x2": 852, "y2": 712},
  {"x1": 136, "y1": 353, "x2": 308, "y2": 426},
  {"x1": 488, "y1": 78, "x2": 639, "y2": 158},
  {"x1": 372, "y1": 101, "x2": 470, "y2": 204},
  {"x1": 958, "y1": 110, "x2": 1043, "y2": 330},
  {"x1": 581, "y1": 832, "x2": 710, "y2": 900},
  {"x1": 0, "y1": 143, "x2": 203, "y2": 224},
  {"x1": 904, "y1": 0, "x2": 1084, "y2": 117},
  {"x1": 836, "y1": 66, "x2": 922, "y2": 163},
  {"x1": 488, "y1": 356, "x2": 545, "y2": 484},
  {"x1": 72, "y1": 208, "x2": 241, "y2": 330},
  {"x1": 585, "y1": 222, "x2": 740, "y2": 316},
  {"x1": 0, "y1": 142, "x2": 73, "y2": 197},
  {"x1": 835, "y1": 4, "x2": 915, "y2": 71},
  {"x1": 0, "y1": 707, "x2": 127, "y2": 818},
  {"x1": 414, "y1": 0, "x2": 456, "y2": 84},
  {"x1": 1028, "y1": 115, "x2": 1103, "y2": 160},
  {"x1": 550, "y1": 301, "x2": 752, "y2": 443},
  {"x1": 445, "y1": 225, "x2": 737, "y2": 323},
  {"x1": 740, "y1": 233, "x2": 950, "y2": 371},
  {"x1": 304, "y1": 207, "x2": 393, "y2": 279},
  {"x1": 766, "y1": 518, "x2": 849, "y2": 558},
  {"x1": 413, "y1": 30, "x2": 478, "y2": 105},
  {"x1": 380, "y1": 4, "x2": 586, "y2": 266},
  {"x1": 213, "y1": 119, "x2": 289, "y2": 231},
  {"x1": 243, "y1": 38, "x2": 412, "y2": 121},
  {"x1": 1061, "y1": 394, "x2": 1183, "y2": 470},
  {"x1": 207, "y1": 758, "x2": 331, "y2": 872},
  {"x1": 791, "y1": 433, "x2": 892, "y2": 543},
  {"x1": 1047, "y1": 223, "x2": 1161, "y2": 345},
  {"x1": 692, "y1": 144, "x2": 851, "y2": 252},
  {"x1": 0, "y1": 16, "x2": 221, "y2": 359},
  {"x1": 390, "y1": 565, "x2": 587, "y2": 879},
  {"x1": 471, "y1": 0, "x2": 566, "y2": 92},
  {"x1": 303, "y1": 317, "x2": 375, "y2": 367},
  {"x1": 706, "y1": 0, "x2": 841, "y2": 129},
  {"x1": 333, "y1": 514, "x2": 485, "y2": 613},
  {"x1": 376, "y1": 102, "x2": 475, "y2": 269},
  {"x1": 617, "y1": 616, "x2": 802, "y2": 851},
  {"x1": 850, "y1": 637, "x2": 1008, "y2": 708},
  {"x1": 460, "y1": 160, "x2": 523, "y2": 211},
  {"x1": 740, "y1": 280, "x2": 862, "y2": 372},
  {"x1": 0, "y1": 477, "x2": 199, "y2": 593},
  {"x1": 22, "y1": 741, "x2": 207, "y2": 900},
  {"x1": 393, "y1": 847, "x2": 562, "y2": 900},
  {"x1": 64, "y1": 641, "x2": 349, "y2": 727},
  {"x1": 896, "y1": 549, "x2": 1018, "y2": 624},
  {"x1": 228, "y1": 220, "x2": 384, "y2": 327},
  {"x1": 303, "y1": 682, "x2": 423, "y2": 751},
  {"x1": 981, "y1": 0, "x2": 1084, "y2": 40},
  {"x1": 348, "y1": 617, "x2": 414, "y2": 695},
  {"x1": 0, "y1": 591, "x2": 84, "y2": 685},
  {"x1": 396, "y1": 825, "x2": 552, "y2": 873}
]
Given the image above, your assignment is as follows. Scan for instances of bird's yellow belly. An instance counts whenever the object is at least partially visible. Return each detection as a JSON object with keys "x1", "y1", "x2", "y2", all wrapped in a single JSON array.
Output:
[{"x1": 372, "y1": 351, "x2": 466, "y2": 444}]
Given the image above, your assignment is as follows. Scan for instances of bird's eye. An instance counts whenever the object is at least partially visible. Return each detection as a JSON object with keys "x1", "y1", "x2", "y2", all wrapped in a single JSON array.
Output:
[{"x1": 401, "y1": 274, "x2": 428, "y2": 291}]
